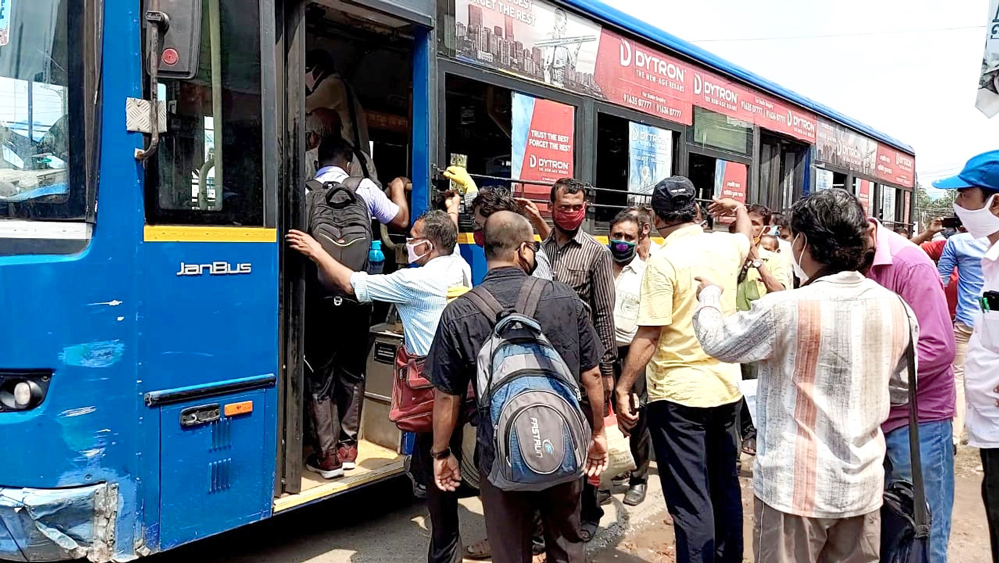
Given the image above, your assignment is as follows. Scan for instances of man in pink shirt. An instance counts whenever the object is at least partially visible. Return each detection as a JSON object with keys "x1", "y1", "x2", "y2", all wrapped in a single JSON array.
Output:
[{"x1": 864, "y1": 220, "x2": 957, "y2": 563}]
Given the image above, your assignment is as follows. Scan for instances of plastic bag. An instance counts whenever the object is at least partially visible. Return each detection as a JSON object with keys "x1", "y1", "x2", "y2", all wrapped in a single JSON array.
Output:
[{"x1": 599, "y1": 406, "x2": 637, "y2": 489}]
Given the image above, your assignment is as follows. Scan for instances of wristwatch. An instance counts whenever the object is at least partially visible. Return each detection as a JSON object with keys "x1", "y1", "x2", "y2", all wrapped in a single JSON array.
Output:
[
  {"x1": 750, "y1": 259, "x2": 763, "y2": 269},
  {"x1": 430, "y1": 447, "x2": 452, "y2": 460}
]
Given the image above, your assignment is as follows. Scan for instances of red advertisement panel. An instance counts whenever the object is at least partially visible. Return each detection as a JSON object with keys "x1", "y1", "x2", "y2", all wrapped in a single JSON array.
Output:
[
  {"x1": 593, "y1": 29, "x2": 693, "y2": 125},
  {"x1": 875, "y1": 144, "x2": 916, "y2": 189},
  {"x1": 688, "y1": 69, "x2": 816, "y2": 143},
  {"x1": 904, "y1": 190, "x2": 912, "y2": 224},
  {"x1": 511, "y1": 93, "x2": 575, "y2": 207},
  {"x1": 714, "y1": 159, "x2": 748, "y2": 223},
  {"x1": 857, "y1": 179, "x2": 872, "y2": 216}
]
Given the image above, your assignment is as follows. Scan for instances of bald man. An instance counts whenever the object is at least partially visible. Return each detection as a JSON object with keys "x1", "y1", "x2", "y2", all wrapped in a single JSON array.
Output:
[{"x1": 425, "y1": 211, "x2": 608, "y2": 563}]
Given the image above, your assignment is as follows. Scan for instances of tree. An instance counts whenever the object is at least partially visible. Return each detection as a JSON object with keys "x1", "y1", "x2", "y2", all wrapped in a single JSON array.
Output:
[{"x1": 914, "y1": 183, "x2": 956, "y2": 230}]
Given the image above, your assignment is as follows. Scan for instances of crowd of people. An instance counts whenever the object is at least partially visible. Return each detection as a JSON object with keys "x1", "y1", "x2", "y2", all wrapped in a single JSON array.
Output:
[{"x1": 286, "y1": 141, "x2": 999, "y2": 563}]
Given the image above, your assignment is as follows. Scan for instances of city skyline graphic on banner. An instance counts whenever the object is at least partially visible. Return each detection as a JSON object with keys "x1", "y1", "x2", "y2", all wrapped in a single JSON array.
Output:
[{"x1": 455, "y1": 0, "x2": 604, "y2": 98}]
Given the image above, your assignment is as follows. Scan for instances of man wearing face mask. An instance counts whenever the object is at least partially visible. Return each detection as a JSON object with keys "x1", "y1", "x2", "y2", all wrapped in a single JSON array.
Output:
[
  {"x1": 466, "y1": 184, "x2": 554, "y2": 281},
  {"x1": 931, "y1": 150, "x2": 999, "y2": 559},
  {"x1": 426, "y1": 211, "x2": 608, "y2": 563},
  {"x1": 542, "y1": 177, "x2": 617, "y2": 539},
  {"x1": 608, "y1": 210, "x2": 652, "y2": 506},
  {"x1": 288, "y1": 202, "x2": 472, "y2": 563},
  {"x1": 863, "y1": 181, "x2": 957, "y2": 563}
]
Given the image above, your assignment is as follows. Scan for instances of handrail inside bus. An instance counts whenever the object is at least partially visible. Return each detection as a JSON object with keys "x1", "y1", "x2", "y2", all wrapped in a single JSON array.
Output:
[{"x1": 208, "y1": 0, "x2": 224, "y2": 210}]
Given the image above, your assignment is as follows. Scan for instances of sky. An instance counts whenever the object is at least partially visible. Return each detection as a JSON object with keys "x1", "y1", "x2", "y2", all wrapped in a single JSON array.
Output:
[{"x1": 603, "y1": 0, "x2": 998, "y2": 194}]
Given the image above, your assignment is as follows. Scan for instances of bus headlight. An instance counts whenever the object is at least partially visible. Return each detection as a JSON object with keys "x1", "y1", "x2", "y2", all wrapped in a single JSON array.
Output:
[{"x1": 0, "y1": 371, "x2": 51, "y2": 411}]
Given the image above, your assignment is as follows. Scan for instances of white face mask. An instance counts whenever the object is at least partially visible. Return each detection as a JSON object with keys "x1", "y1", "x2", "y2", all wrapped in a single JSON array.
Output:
[
  {"x1": 791, "y1": 233, "x2": 810, "y2": 283},
  {"x1": 953, "y1": 195, "x2": 999, "y2": 240},
  {"x1": 406, "y1": 239, "x2": 432, "y2": 265}
]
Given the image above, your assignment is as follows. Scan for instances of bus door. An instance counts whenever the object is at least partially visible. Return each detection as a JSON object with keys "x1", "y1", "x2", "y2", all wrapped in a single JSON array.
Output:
[
  {"x1": 137, "y1": 0, "x2": 280, "y2": 550},
  {"x1": 275, "y1": 0, "x2": 435, "y2": 510},
  {"x1": 758, "y1": 133, "x2": 809, "y2": 210}
]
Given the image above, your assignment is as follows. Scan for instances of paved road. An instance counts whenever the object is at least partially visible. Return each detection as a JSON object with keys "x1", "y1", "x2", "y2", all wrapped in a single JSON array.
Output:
[
  {"x1": 146, "y1": 448, "x2": 995, "y2": 562},
  {"x1": 149, "y1": 474, "x2": 666, "y2": 563}
]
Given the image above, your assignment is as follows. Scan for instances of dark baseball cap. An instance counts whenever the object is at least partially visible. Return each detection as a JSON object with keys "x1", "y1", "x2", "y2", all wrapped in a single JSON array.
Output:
[
  {"x1": 932, "y1": 150, "x2": 999, "y2": 190},
  {"x1": 651, "y1": 176, "x2": 696, "y2": 216}
]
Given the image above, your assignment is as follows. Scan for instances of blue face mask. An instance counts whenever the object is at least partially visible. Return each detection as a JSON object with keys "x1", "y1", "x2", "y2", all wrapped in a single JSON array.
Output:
[{"x1": 608, "y1": 239, "x2": 637, "y2": 264}]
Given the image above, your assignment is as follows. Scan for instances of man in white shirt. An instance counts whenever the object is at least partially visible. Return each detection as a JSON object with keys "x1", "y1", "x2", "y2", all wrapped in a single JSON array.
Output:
[
  {"x1": 289, "y1": 203, "x2": 474, "y2": 563},
  {"x1": 693, "y1": 188, "x2": 914, "y2": 563},
  {"x1": 305, "y1": 49, "x2": 374, "y2": 179},
  {"x1": 931, "y1": 149, "x2": 999, "y2": 560},
  {"x1": 608, "y1": 210, "x2": 651, "y2": 506},
  {"x1": 311, "y1": 136, "x2": 409, "y2": 231}
]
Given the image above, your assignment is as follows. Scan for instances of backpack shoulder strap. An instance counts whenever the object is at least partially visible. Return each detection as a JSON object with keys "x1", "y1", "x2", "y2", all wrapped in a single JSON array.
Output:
[
  {"x1": 515, "y1": 277, "x2": 545, "y2": 318},
  {"x1": 341, "y1": 176, "x2": 364, "y2": 193},
  {"x1": 306, "y1": 179, "x2": 324, "y2": 192},
  {"x1": 465, "y1": 285, "x2": 504, "y2": 325}
]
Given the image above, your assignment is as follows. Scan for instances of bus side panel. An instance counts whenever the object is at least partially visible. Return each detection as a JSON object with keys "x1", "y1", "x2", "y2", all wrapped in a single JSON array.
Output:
[
  {"x1": 136, "y1": 240, "x2": 279, "y2": 553},
  {"x1": 158, "y1": 389, "x2": 271, "y2": 550}
]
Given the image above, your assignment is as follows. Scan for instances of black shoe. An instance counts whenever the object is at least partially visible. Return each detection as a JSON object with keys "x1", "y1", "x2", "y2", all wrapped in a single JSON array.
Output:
[
  {"x1": 580, "y1": 521, "x2": 598, "y2": 542},
  {"x1": 597, "y1": 488, "x2": 612, "y2": 506},
  {"x1": 623, "y1": 483, "x2": 647, "y2": 506}
]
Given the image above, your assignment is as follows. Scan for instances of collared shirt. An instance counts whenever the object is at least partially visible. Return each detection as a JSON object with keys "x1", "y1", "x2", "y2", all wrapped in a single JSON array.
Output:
[
  {"x1": 867, "y1": 222, "x2": 956, "y2": 433},
  {"x1": 639, "y1": 224, "x2": 750, "y2": 408},
  {"x1": 965, "y1": 239, "x2": 999, "y2": 448},
  {"x1": 425, "y1": 267, "x2": 603, "y2": 474},
  {"x1": 939, "y1": 233, "x2": 989, "y2": 327},
  {"x1": 314, "y1": 166, "x2": 398, "y2": 225},
  {"x1": 614, "y1": 256, "x2": 647, "y2": 347},
  {"x1": 350, "y1": 248, "x2": 471, "y2": 356},
  {"x1": 542, "y1": 229, "x2": 617, "y2": 378},
  {"x1": 533, "y1": 248, "x2": 554, "y2": 280},
  {"x1": 693, "y1": 271, "x2": 915, "y2": 518}
]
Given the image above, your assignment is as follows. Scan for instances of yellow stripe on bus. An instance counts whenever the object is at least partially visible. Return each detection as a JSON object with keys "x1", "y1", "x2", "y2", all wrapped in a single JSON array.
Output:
[{"x1": 144, "y1": 226, "x2": 278, "y2": 243}]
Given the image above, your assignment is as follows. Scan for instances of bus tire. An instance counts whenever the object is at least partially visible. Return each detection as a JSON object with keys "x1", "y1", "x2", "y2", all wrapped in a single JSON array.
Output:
[{"x1": 460, "y1": 422, "x2": 479, "y2": 491}]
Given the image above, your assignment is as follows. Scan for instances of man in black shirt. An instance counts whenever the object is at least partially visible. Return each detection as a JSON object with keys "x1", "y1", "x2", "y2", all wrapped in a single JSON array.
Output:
[{"x1": 426, "y1": 211, "x2": 608, "y2": 563}]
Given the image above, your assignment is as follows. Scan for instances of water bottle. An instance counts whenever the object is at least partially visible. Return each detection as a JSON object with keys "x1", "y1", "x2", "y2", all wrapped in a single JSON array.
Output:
[{"x1": 368, "y1": 240, "x2": 385, "y2": 275}]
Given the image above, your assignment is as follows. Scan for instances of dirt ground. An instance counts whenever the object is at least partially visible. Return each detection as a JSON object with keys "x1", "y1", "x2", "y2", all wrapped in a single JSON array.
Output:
[{"x1": 592, "y1": 447, "x2": 993, "y2": 563}]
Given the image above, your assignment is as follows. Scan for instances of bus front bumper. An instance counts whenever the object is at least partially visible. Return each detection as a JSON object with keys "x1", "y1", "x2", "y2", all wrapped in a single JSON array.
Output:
[{"x1": 0, "y1": 483, "x2": 116, "y2": 562}]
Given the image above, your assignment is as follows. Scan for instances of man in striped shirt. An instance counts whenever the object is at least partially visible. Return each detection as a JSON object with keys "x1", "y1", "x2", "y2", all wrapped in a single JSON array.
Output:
[
  {"x1": 692, "y1": 188, "x2": 914, "y2": 563},
  {"x1": 542, "y1": 177, "x2": 617, "y2": 539}
]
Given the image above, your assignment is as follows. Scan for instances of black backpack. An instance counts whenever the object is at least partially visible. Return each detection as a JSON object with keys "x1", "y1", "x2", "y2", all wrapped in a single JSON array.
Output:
[{"x1": 305, "y1": 177, "x2": 372, "y2": 299}]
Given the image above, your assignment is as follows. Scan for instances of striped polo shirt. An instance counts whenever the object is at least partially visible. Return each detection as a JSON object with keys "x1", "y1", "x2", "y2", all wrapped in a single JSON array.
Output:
[{"x1": 693, "y1": 271, "x2": 917, "y2": 518}]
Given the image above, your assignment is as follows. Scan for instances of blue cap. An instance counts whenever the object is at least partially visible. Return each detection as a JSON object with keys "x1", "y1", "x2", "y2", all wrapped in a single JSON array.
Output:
[{"x1": 933, "y1": 150, "x2": 999, "y2": 190}]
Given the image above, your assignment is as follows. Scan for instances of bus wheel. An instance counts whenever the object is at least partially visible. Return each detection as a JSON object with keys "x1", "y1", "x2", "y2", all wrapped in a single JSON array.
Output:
[{"x1": 459, "y1": 422, "x2": 479, "y2": 491}]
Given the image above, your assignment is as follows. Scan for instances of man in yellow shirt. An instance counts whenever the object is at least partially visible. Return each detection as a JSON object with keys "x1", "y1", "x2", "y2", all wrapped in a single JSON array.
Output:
[{"x1": 616, "y1": 176, "x2": 752, "y2": 563}]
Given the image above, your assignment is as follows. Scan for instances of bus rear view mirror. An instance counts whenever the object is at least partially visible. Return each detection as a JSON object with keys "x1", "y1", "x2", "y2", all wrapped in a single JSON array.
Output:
[{"x1": 148, "y1": 0, "x2": 203, "y2": 80}]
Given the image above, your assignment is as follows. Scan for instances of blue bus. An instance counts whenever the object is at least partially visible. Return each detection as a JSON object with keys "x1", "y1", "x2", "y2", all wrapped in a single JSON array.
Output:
[{"x1": 0, "y1": 0, "x2": 915, "y2": 560}]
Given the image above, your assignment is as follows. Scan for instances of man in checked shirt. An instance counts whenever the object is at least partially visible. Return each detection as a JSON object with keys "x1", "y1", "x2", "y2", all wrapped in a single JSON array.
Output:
[{"x1": 541, "y1": 177, "x2": 617, "y2": 540}]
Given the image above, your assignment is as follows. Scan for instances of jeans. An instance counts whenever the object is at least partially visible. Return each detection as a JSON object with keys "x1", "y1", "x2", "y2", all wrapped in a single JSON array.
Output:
[
  {"x1": 647, "y1": 399, "x2": 743, "y2": 563},
  {"x1": 884, "y1": 420, "x2": 955, "y2": 563}
]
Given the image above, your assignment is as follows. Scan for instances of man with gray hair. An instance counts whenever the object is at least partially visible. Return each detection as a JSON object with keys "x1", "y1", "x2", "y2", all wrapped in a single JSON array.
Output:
[{"x1": 288, "y1": 199, "x2": 473, "y2": 563}]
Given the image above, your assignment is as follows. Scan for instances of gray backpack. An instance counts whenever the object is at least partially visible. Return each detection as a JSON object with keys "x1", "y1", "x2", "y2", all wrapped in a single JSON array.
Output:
[{"x1": 464, "y1": 278, "x2": 590, "y2": 492}]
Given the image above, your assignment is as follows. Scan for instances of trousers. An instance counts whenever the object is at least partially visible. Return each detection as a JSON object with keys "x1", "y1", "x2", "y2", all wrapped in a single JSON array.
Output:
[
  {"x1": 647, "y1": 399, "x2": 743, "y2": 563},
  {"x1": 305, "y1": 301, "x2": 371, "y2": 455}
]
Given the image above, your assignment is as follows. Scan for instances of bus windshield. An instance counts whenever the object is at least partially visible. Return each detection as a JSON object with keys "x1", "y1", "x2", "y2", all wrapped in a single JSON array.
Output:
[{"x1": 0, "y1": 0, "x2": 81, "y2": 220}]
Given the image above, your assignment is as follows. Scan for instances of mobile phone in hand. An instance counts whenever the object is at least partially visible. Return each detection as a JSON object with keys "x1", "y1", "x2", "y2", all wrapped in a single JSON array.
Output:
[{"x1": 942, "y1": 217, "x2": 962, "y2": 229}]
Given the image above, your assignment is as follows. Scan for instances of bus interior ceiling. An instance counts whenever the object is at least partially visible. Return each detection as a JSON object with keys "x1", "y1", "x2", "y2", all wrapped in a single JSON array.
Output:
[{"x1": 282, "y1": 2, "x2": 417, "y2": 504}]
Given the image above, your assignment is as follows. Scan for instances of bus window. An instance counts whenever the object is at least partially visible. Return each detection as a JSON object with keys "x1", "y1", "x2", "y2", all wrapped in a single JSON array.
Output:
[
  {"x1": 0, "y1": 0, "x2": 83, "y2": 220},
  {"x1": 444, "y1": 75, "x2": 578, "y2": 221},
  {"x1": 594, "y1": 113, "x2": 675, "y2": 231},
  {"x1": 145, "y1": 0, "x2": 263, "y2": 226}
]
